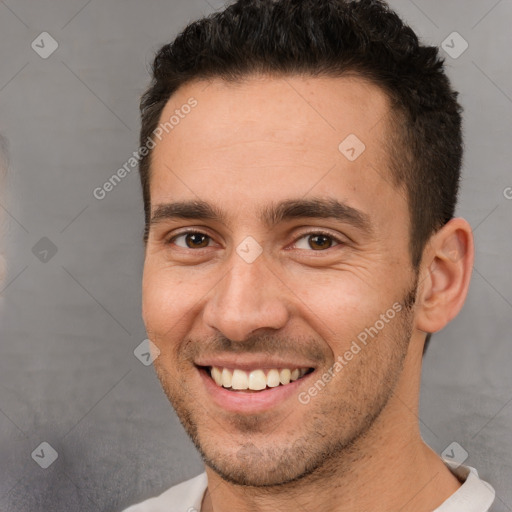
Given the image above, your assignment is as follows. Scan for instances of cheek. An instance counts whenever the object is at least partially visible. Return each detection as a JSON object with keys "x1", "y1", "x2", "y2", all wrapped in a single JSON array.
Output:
[
  {"x1": 142, "y1": 264, "x2": 187, "y2": 333},
  {"x1": 289, "y1": 270, "x2": 362, "y2": 319},
  {"x1": 142, "y1": 276, "x2": 191, "y2": 365},
  {"x1": 289, "y1": 273, "x2": 397, "y2": 352},
  {"x1": 141, "y1": 262, "x2": 214, "y2": 338}
]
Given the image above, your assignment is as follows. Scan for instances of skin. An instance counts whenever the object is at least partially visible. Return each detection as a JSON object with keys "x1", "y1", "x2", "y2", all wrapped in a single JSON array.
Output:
[{"x1": 142, "y1": 74, "x2": 474, "y2": 511}]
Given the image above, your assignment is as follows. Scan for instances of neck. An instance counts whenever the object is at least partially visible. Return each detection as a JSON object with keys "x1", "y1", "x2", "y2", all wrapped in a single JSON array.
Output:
[{"x1": 201, "y1": 342, "x2": 461, "y2": 512}]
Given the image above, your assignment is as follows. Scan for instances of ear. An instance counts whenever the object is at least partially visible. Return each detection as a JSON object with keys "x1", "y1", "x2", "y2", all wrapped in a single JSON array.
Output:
[{"x1": 415, "y1": 218, "x2": 474, "y2": 334}]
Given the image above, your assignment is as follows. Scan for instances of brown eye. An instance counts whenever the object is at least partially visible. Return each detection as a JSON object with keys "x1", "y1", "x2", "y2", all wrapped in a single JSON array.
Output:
[
  {"x1": 294, "y1": 232, "x2": 341, "y2": 251},
  {"x1": 308, "y1": 234, "x2": 333, "y2": 250},
  {"x1": 172, "y1": 232, "x2": 211, "y2": 248}
]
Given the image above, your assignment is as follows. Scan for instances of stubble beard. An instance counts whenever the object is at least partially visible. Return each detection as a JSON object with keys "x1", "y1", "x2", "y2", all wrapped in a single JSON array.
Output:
[{"x1": 153, "y1": 281, "x2": 417, "y2": 488}]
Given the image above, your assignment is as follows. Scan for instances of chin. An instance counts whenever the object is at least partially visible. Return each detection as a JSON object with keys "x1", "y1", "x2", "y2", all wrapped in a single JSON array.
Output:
[{"x1": 196, "y1": 431, "x2": 329, "y2": 488}]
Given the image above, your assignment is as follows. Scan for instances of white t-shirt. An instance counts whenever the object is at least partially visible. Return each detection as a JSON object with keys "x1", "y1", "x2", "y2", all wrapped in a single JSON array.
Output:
[{"x1": 122, "y1": 459, "x2": 495, "y2": 512}]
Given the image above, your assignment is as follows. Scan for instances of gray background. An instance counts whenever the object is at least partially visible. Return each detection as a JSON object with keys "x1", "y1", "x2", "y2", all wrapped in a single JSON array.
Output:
[{"x1": 0, "y1": 0, "x2": 510, "y2": 510}]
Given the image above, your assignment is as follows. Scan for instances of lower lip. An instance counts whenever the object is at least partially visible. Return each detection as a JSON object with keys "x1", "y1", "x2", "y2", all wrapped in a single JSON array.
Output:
[{"x1": 198, "y1": 367, "x2": 314, "y2": 414}]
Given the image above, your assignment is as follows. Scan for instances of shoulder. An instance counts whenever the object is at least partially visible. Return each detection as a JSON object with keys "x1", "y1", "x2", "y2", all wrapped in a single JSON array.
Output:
[
  {"x1": 122, "y1": 472, "x2": 208, "y2": 512},
  {"x1": 434, "y1": 460, "x2": 495, "y2": 512}
]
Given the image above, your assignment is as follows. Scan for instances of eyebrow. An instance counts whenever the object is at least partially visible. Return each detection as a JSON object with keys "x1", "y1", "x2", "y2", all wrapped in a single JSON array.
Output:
[
  {"x1": 150, "y1": 197, "x2": 372, "y2": 233},
  {"x1": 150, "y1": 200, "x2": 224, "y2": 224},
  {"x1": 262, "y1": 198, "x2": 372, "y2": 232}
]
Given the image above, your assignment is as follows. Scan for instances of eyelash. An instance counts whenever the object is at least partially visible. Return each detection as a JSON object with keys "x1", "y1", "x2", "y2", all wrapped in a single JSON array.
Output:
[{"x1": 166, "y1": 229, "x2": 344, "y2": 251}]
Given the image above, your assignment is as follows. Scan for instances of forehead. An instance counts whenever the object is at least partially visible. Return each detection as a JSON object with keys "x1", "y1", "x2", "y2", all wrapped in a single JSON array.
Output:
[
  {"x1": 149, "y1": 74, "x2": 407, "y2": 232},
  {"x1": 153, "y1": 73, "x2": 391, "y2": 162}
]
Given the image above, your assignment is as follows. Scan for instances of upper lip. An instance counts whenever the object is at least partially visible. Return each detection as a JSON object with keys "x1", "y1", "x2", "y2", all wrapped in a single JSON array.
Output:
[{"x1": 194, "y1": 355, "x2": 317, "y2": 372}]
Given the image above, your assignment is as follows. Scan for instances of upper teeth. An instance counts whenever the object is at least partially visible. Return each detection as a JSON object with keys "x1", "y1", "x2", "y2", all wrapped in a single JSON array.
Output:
[{"x1": 210, "y1": 367, "x2": 309, "y2": 390}]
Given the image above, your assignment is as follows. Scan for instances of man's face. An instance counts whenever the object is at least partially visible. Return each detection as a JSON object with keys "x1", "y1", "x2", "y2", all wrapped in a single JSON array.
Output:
[{"x1": 142, "y1": 75, "x2": 419, "y2": 486}]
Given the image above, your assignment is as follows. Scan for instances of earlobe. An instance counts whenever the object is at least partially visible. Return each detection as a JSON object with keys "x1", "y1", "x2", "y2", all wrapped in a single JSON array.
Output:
[{"x1": 415, "y1": 218, "x2": 474, "y2": 334}]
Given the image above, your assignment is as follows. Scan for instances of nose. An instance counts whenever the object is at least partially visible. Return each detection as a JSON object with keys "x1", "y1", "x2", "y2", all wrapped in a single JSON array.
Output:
[{"x1": 202, "y1": 251, "x2": 290, "y2": 342}]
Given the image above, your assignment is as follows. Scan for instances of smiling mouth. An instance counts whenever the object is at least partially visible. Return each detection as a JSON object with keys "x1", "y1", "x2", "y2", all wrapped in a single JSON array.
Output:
[{"x1": 199, "y1": 366, "x2": 315, "y2": 392}]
